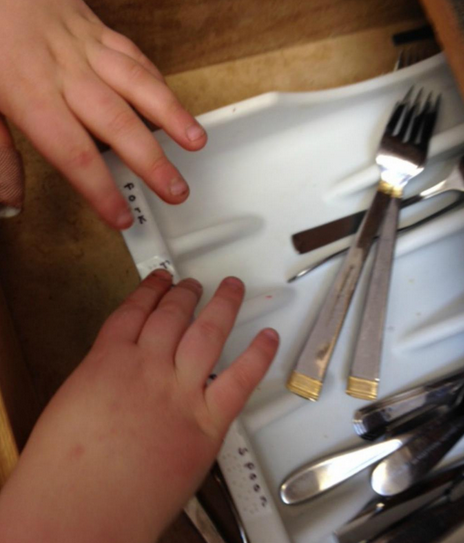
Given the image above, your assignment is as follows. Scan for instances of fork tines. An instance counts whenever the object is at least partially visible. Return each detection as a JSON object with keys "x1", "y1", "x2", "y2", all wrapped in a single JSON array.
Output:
[{"x1": 386, "y1": 87, "x2": 440, "y2": 149}]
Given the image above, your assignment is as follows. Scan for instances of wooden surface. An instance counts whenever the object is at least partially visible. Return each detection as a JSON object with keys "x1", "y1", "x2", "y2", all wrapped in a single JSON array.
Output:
[
  {"x1": 0, "y1": 1, "x2": 427, "y2": 541},
  {"x1": 421, "y1": 0, "x2": 464, "y2": 96},
  {"x1": 87, "y1": 0, "x2": 424, "y2": 75},
  {"x1": 166, "y1": 21, "x2": 427, "y2": 117},
  {"x1": 0, "y1": 282, "x2": 38, "y2": 487}
]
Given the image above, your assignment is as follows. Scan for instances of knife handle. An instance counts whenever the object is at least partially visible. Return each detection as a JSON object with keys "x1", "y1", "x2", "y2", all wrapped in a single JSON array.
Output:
[
  {"x1": 347, "y1": 195, "x2": 401, "y2": 400},
  {"x1": 353, "y1": 371, "x2": 464, "y2": 440},
  {"x1": 287, "y1": 187, "x2": 391, "y2": 400}
]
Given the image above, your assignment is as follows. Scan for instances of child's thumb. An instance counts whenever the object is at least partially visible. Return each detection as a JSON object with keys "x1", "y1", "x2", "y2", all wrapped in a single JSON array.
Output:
[{"x1": 0, "y1": 115, "x2": 24, "y2": 218}]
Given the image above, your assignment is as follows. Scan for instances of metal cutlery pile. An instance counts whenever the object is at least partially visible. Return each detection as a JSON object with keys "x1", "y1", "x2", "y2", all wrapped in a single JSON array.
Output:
[
  {"x1": 287, "y1": 87, "x2": 444, "y2": 402},
  {"x1": 280, "y1": 369, "x2": 464, "y2": 542},
  {"x1": 278, "y1": 75, "x2": 464, "y2": 541},
  {"x1": 336, "y1": 462, "x2": 464, "y2": 543}
]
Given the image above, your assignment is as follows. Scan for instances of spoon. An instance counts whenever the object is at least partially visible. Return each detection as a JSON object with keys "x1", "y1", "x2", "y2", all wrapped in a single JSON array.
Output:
[{"x1": 371, "y1": 392, "x2": 464, "y2": 496}]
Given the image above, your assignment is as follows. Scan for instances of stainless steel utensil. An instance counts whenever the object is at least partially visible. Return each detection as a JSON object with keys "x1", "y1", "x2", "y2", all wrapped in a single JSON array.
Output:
[
  {"x1": 353, "y1": 368, "x2": 464, "y2": 440},
  {"x1": 348, "y1": 93, "x2": 440, "y2": 399},
  {"x1": 291, "y1": 158, "x2": 464, "y2": 255},
  {"x1": 211, "y1": 464, "x2": 250, "y2": 543},
  {"x1": 371, "y1": 394, "x2": 464, "y2": 496},
  {"x1": 335, "y1": 461, "x2": 464, "y2": 543},
  {"x1": 288, "y1": 197, "x2": 463, "y2": 283},
  {"x1": 369, "y1": 490, "x2": 464, "y2": 543},
  {"x1": 280, "y1": 385, "x2": 464, "y2": 506},
  {"x1": 287, "y1": 88, "x2": 439, "y2": 401},
  {"x1": 346, "y1": 196, "x2": 400, "y2": 399},
  {"x1": 185, "y1": 497, "x2": 229, "y2": 543},
  {"x1": 280, "y1": 432, "x2": 415, "y2": 505}
]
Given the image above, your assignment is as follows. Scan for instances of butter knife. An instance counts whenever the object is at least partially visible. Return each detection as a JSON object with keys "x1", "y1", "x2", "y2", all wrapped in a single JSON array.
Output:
[{"x1": 292, "y1": 156, "x2": 464, "y2": 255}]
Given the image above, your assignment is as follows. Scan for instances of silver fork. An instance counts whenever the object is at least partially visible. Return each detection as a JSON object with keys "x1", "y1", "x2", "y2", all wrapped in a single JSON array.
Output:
[
  {"x1": 287, "y1": 88, "x2": 439, "y2": 401},
  {"x1": 347, "y1": 90, "x2": 440, "y2": 400}
]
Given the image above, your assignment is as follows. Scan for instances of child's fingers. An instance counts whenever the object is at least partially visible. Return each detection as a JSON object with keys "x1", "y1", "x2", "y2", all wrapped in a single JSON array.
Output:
[
  {"x1": 0, "y1": 115, "x2": 24, "y2": 214},
  {"x1": 100, "y1": 29, "x2": 165, "y2": 81},
  {"x1": 88, "y1": 45, "x2": 207, "y2": 152},
  {"x1": 13, "y1": 93, "x2": 132, "y2": 229},
  {"x1": 206, "y1": 329, "x2": 279, "y2": 430},
  {"x1": 175, "y1": 277, "x2": 245, "y2": 387},
  {"x1": 138, "y1": 278, "x2": 203, "y2": 355},
  {"x1": 63, "y1": 71, "x2": 190, "y2": 204},
  {"x1": 96, "y1": 269, "x2": 173, "y2": 344}
]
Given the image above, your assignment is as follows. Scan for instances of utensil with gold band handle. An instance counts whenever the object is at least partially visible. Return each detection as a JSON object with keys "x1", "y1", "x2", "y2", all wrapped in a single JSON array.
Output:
[
  {"x1": 287, "y1": 88, "x2": 439, "y2": 401},
  {"x1": 347, "y1": 92, "x2": 440, "y2": 400}
]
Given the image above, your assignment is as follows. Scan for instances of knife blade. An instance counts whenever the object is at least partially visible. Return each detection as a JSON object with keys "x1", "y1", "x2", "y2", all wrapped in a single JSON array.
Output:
[
  {"x1": 288, "y1": 196, "x2": 464, "y2": 284},
  {"x1": 292, "y1": 157, "x2": 464, "y2": 255}
]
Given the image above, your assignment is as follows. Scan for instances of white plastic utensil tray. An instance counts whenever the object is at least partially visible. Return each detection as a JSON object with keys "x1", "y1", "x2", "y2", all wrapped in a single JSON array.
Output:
[{"x1": 105, "y1": 54, "x2": 464, "y2": 543}]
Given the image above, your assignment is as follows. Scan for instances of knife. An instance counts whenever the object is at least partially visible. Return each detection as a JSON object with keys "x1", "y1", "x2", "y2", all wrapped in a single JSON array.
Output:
[
  {"x1": 287, "y1": 196, "x2": 464, "y2": 283},
  {"x1": 292, "y1": 156, "x2": 464, "y2": 255}
]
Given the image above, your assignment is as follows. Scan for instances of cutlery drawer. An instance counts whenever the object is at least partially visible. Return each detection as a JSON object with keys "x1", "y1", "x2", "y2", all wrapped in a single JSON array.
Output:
[{"x1": 1, "y1": 1, "x2": 463, "y2": 542}]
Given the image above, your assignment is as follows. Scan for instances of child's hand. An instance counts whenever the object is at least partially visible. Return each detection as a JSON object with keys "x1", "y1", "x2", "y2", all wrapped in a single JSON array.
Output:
[
  {"x1": 0, "y1": 0, "x2": 207, "y2": 228},
  {"x1": 0, "y1": 270, "x2": 279, "y2": 543}
]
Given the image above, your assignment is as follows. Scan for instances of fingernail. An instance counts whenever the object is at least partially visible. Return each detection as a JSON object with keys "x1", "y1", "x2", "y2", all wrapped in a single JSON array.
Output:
[
  {"x1": 224, "y1": 277, "x2": 244, "y2": 290},
  {"x1": 0, "y1": 204, "x2": 21, "y2": 218},
  {"x1": 186, "y1": 123, "x2": 206, "y2": 142},
  {"x1": 169, "y1": 177, "x2": 189, "y2": 197},
  {"x1": 151, "y1": 269, "x2": 172, "y2": 280},
  {"x1": 116, "y1": 209, "x2": 133, "y2": 229},
  {"x1": 262, "y1": 328, "x2": 279, "y2": 341}
]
